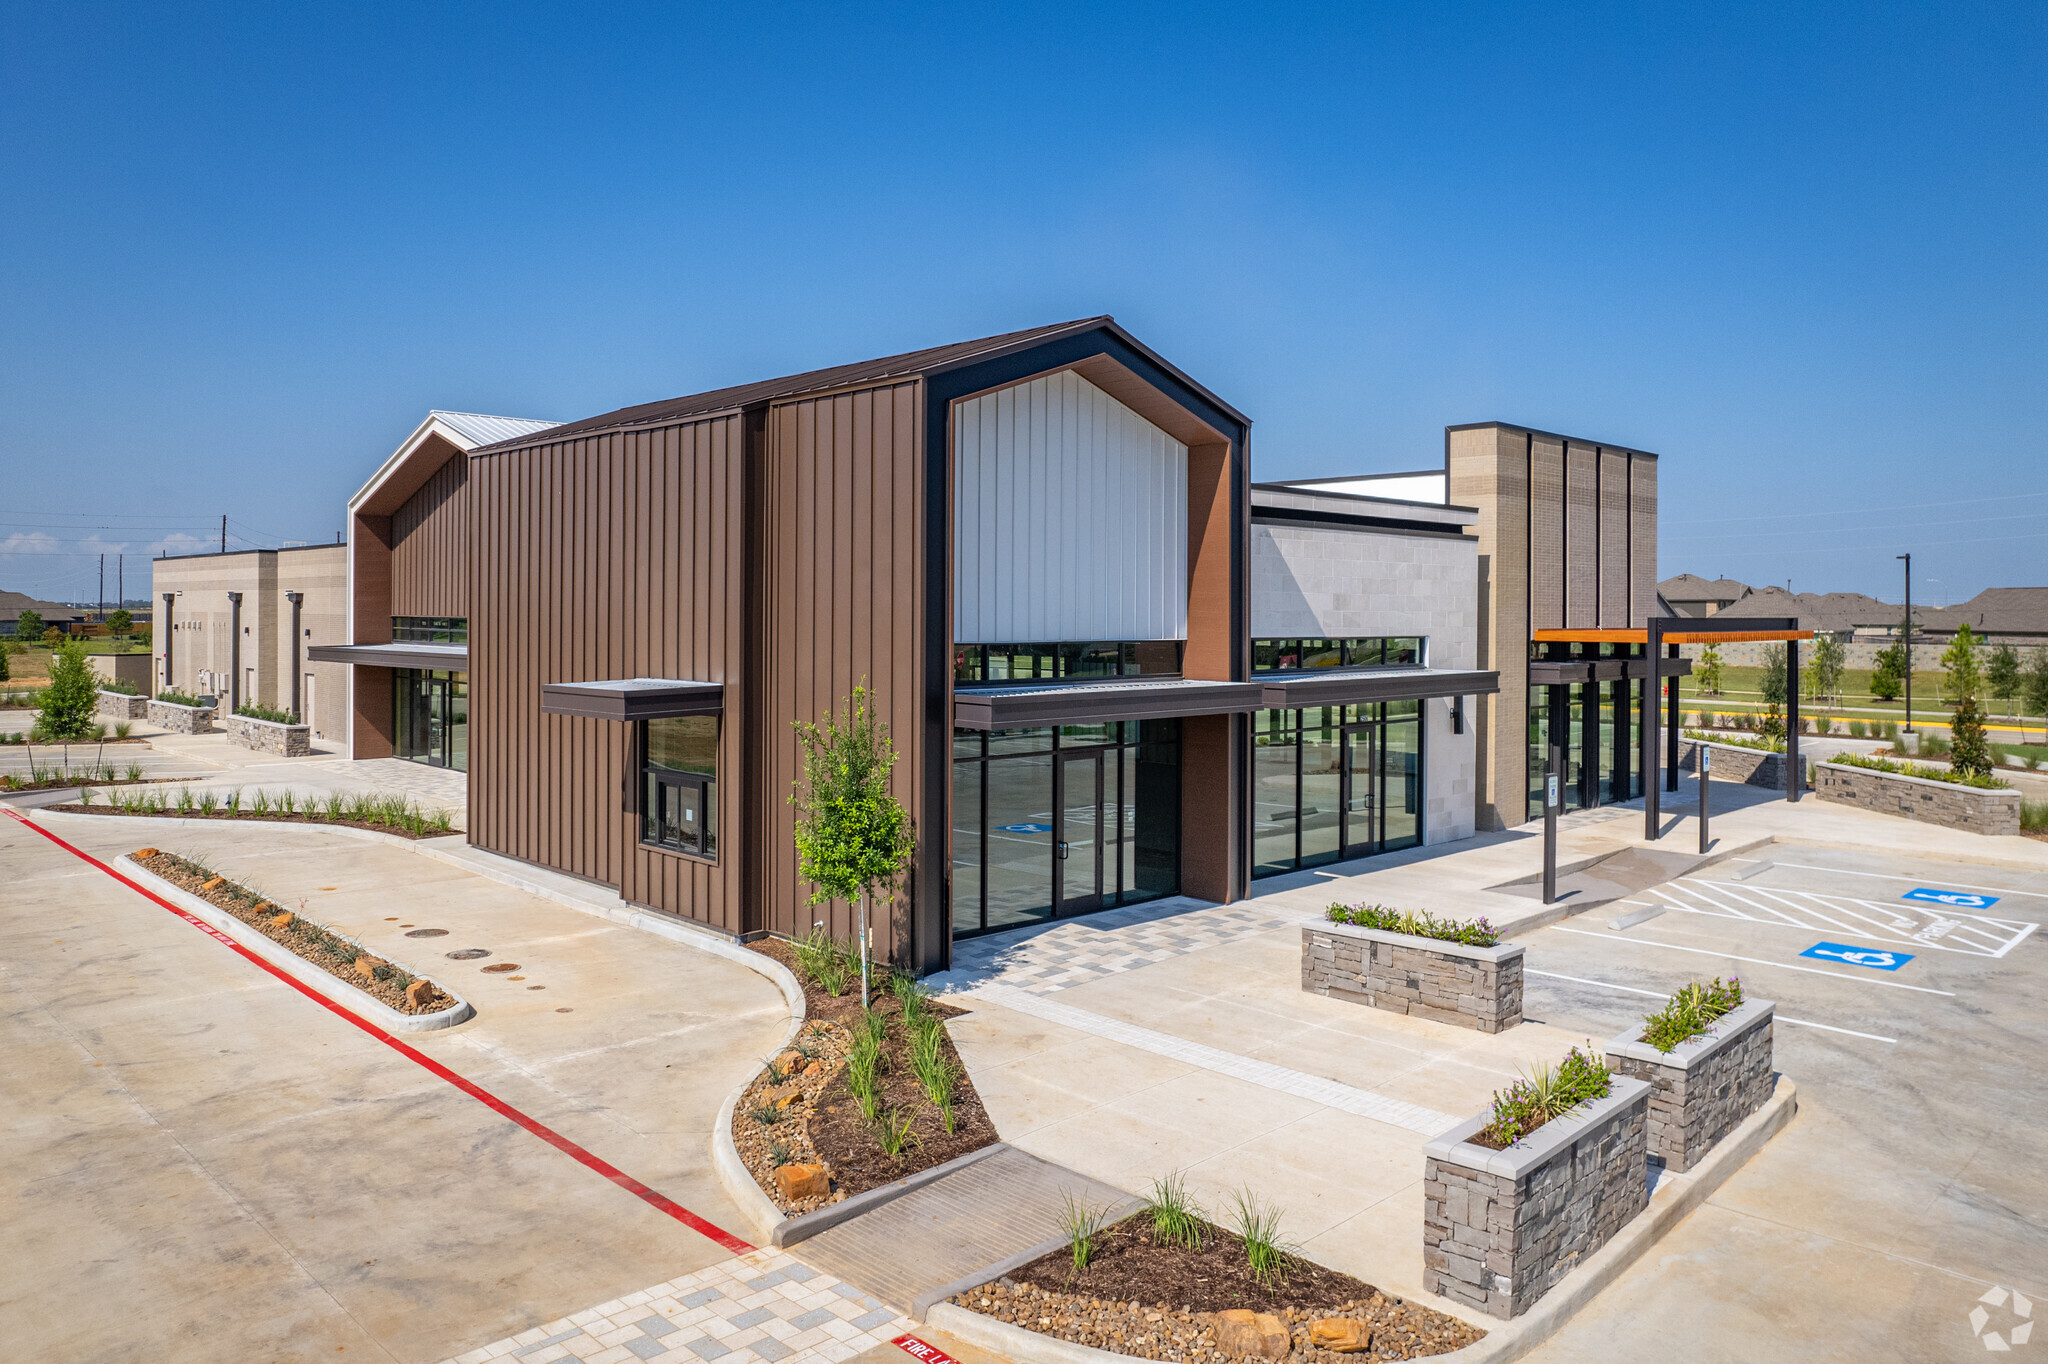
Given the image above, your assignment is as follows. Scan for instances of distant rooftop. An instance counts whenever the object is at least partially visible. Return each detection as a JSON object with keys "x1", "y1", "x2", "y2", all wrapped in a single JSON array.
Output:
[{"x1": 1262, "y1": 471, "x2": 1448, "y2": 506}]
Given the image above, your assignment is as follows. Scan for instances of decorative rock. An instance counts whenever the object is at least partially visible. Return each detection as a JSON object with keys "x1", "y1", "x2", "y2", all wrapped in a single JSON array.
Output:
[
  {"x1": 200, "y1": 876, "x2": 225, "y2": 891},
  {"x1": 761, "y1": 1083, "x2": 803, "y2": 1108},
  {"x1": 1214, "y1": 1309, "x2": 1289, "y2": 1359},
  {"x1": 270, "y1": 910, "x2": 294, "y2": 928},
  {"x1": 774, "y1": 1163, "x2": 830, "y2": 1200},
  {"x1": 1309, "y1": 1318, "x2": 1371, "y2": 1352},
  {"x1": 354, "y1": 955, "x2": 387, "y2": 979},
  {"x1": 774, "y1": 1050, "x2": 804, "y2": 1075},
  {"x1": 134, "y1": 848, "x2": 159, "y2": 859},
  {"x1": 405, "y1": 979, "x2": 440, "y2": 1009}
]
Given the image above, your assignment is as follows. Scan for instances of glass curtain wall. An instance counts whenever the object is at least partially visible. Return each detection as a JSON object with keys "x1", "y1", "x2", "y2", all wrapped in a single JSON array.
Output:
[
  {"x1": 1252, "y1": 701, "x2": 1423, "y2": 878},
  {"x1": 1525, "y1": 644, "x2": 1644, "y2": 822},
  {"x1": 952, "y1": 719, "x2": 1180, "y2": 938},
  {"x1": 394, "y1": 669, "x2": 468, "y2": 771}
]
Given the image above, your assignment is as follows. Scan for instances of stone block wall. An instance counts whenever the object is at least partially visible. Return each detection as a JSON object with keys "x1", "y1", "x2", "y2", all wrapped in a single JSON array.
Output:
[
  {"x1": 1816, "y1": 761, "x2": 2019, "y2": 836},
  {"x1": 1675, "y1": 738, "x2": 1784, "y2": 788},
  {"x1": 148, "y1": 700, "x2": 215, "y2": 734},
  {"x1": 1302, "y1": 923, "x2": 1523, "y2": 1033},
  {"x1": 225, "y1": 713, "x2": 312, "y2": 757},
  {"x1": 96, "y1": 690, "x2": 148, "y2": 720},
  {"x1": 1423, "y1": 1078, "x2": 1651, "y2": 1318},
  {"x1": 1606, "y1": 1001, "x2": 1775, "y2": 1173}
]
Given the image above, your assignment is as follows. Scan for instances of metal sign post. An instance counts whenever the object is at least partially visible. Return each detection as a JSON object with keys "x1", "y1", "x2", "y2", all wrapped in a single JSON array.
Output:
[
  {"x1": 1698, "y1": 743, "x2": 1711, "y2": 854},
  {"x1": 1543, "y1": 744, "x2": 1562, "y2": 904}
]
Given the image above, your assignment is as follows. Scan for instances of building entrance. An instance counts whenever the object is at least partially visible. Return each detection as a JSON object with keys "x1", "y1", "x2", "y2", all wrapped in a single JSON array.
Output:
[
  {"x1": 395, "y1": 668, "x2": 468, "y2": 771},
  {"x1": 1057, "y1": 749, "x2": 1106, "y2": 915}
]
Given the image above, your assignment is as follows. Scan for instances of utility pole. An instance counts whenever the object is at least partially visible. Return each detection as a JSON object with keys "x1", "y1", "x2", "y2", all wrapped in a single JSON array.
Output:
[
  {"x1": 220, "y1": 514, "x2": 227, "y2": 554},
  {"x1": 97, "y1": 554, "x2": 104, "y2": 621},
  {"x1": 117, "y1": 554, "x2": 123, "y2": 610},
  {"x1": 1898, "y1": 553, "x2": 1913, "y2": 735}
]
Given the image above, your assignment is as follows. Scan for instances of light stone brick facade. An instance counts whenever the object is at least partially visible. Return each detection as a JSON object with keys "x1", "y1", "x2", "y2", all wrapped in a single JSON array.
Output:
[
  {"x1": 1300, "y1": 921, "x2": 1523, "y2": 1033},
  {"x1": 1816, "y1": 761, "x2": 2020, "y2": 836},
  {"x1": 1605, "y1": 1000, "x2": 1775, "y2": 1173},
  {"x1": 1422, "y1": 1077, "x2": 1651, "y2": 1318}
]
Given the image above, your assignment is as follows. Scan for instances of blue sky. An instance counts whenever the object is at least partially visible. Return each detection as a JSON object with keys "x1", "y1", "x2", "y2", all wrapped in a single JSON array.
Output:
[{"x1": 3, "y1": 2, "x2": 2042, "y2": 605}]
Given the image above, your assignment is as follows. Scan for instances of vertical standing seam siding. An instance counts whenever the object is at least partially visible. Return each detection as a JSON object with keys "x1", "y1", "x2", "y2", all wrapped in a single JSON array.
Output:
[
  {"x1": 390, "y1": 452, "x2": 469, "y2": 617},
  {"x1": 469, "y1": 414, "x2": 744, "y2": 934}
]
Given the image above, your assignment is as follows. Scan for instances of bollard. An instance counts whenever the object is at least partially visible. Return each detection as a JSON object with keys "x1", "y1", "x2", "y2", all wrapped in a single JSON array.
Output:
[
  {"x1": 1543, "y1": 744, "x2": 1561, "y2": 904},
  {"x1": 1698, "y1": 743, "x2": 1711, "y2": 854}
]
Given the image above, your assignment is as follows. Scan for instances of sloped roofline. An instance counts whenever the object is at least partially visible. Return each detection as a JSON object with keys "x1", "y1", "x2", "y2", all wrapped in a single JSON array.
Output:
[{"x1": 347, "y1": 410, "x2": 561, "y2": 515}]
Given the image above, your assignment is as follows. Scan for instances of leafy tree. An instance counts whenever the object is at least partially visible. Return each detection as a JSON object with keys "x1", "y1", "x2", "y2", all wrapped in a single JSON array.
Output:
[
  {"x1": 2024, "y1": 650, "x2": 2048, "y2": 743},
  {"x1": 41, "y1": 625, "x2": 63, "y2": 645},
  {"x1": 35, "y1": 639, "x2": 98, "y2": 740},
  {"x1": 1757, "y1": 643, "x2": 1787, "y2": 738},
  {"x1": 1871, "y1": 642, "x2": 1905, "y2": 703},
  {"x1": 1803, "y1": 633, "x2": 1846, "y2": 707},
  {"x1": 1987, "y1": 643, "x2": 2021, "y2": 717},
  {"x1": 106, "y1": 608, "x2": 133, "y2": 637},
  {"x1": 1695, "y1": 644, "x2": 1724, "y2": 696},
  {"x1": 1942, "y1": 625, "x2": 1992, "y2": 778},
  {"x1": 0, "y1": 643, "x2": 8, "y2": 682},
  {"x1": 13, "y1": 608, "x2": 42, "y2": 644},
  {"x1": 789, "y1": 684, "x2": 916, "y2": 1006}
]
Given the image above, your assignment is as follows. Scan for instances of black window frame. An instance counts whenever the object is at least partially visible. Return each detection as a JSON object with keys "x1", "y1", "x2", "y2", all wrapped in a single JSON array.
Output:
[{"x1": 640, "y1": 718, "x2": 718, "y2": 862}]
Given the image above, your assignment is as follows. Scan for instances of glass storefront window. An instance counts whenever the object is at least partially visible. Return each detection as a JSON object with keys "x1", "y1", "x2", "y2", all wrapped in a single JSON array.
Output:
[
  {"x1": 1251, "y1": 700, "x2": 1423, "y2": 879},
  {"x1": 1253, "y1": 637, "x2": 1430, "y2": 673},
  {"x1": 963, "y1": 641, "x2": 1186, "y2": 684},
  {"x1": 642, "y1": 715, "x2": 717, "y2": 859},
  {"x1": 394, "y1": 669, "x2": 467, "y2": 771},
  {"x1": 392, "y1": 616, "x2": 468, "y2": 644}
]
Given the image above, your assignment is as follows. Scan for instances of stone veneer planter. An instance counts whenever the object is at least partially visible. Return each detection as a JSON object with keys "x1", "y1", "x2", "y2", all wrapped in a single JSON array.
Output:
[
  {"x1": 1423, "y1": 1075, "x2": 1651, "y2": 1319},
  {"x1": 147, "y1": 698, "x2": 215, "y2": 734},
  {"x1": 225, "y1": 712, "x2": 311, "y2": 757},
  {"x1": 1604, "y1": 999, "x2": 1775, "y2": 1173},
  {"x1": 1677, "y1": 737, "x2": 1790, "y2": 788},
  {"x1": 1301, "y1": 921, "x2": 1523, "y2": 1033},
  {"x1": 1816, "y1": 760, "x2": 2019, "y2": 836},
  {"x1": 96, "y1": 689, "x2": 148, "y2": 720}
]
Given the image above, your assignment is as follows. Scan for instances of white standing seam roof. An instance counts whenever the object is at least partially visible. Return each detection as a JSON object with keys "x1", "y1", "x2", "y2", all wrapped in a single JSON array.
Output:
[{"x1": 429, "y1": 411, "x2": 563, "y2": 448}]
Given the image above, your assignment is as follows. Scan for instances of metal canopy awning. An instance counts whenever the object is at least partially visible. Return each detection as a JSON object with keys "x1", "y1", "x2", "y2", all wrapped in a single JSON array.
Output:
[
  {"x1": 952, "y1": 678, "x2": 1265, "y2": 730},
  {"x1": 1528, "y1": 656, "x2": 1692, "y2": 685},
  {"x1": 539, "y1": 678, "x2": 724, "y2": 722},
  {"x1": 1258, "y1": 667, "x2": 1500, "y2": 708},
  {"x1": 1532, "y1": 626, "x2": 1814, "y2": 645},
  {"x1": 306, "y1": 641, "x2": 469, "y2": 671}
]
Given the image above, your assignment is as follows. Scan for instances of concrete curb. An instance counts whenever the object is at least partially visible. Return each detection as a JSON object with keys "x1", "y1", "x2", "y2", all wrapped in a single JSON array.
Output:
[
  {"x1": 112, "y1": 854, "x2": 475, "y2": 1032},
  {"x1": 773, "y1": 1141, "x2": 1012, "y2": 1249},
  {"x1": 924, "y1": 1076, "x2": 1798, "y2": 1364},
  {"x1": 707, "y1": 957, "x2": 809, "y2": 1247}
]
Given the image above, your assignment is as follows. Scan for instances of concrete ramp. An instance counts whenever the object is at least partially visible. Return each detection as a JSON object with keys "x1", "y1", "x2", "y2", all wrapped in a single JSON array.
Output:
[
  {"x1": 1488, "y1": 846, "x2": 1707, "y2": 911},
  {"x1": 794, "y1": 1144, "x2": 1136, "y2": 1319}
]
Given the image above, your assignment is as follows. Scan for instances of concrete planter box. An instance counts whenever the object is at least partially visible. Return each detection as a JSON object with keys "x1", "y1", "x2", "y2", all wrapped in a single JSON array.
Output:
[
  {"x1": 1605, "y1": 999, "x2": 1775, "y2": 1173},
  {"x1": 1677, "y1": 737, "x2": 1788, "y2": 788},
  {"x1": 147, "y1": 699, "x2": 215, "y2": 734},
  {"x1": 225, "y1": 712, "x2": 311, "y2": 757},
  {"x1": 1302, "y1": 921, "x2": 1523, "y2": 1033},
  {"x1": 1816, "y1": 760, "x2": 2019, "y2": 836},
  {"x1": 1423, "y1": 1075, "x2": 1651, "y2": 1319},
  {"x1": 96, "y1": 689, "x2": 148, "y2": 720}
]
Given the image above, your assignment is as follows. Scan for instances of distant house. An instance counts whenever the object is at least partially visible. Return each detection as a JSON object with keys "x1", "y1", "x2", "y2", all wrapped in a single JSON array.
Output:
[
  {"x1": 1658, "y1": 574, "x2": 1750, "y2": 617},
  {"x1": 0, "y1": 591, "x2": 87, "y2": 637},
  {"x1": 1921, "y1": 587, "x2": 2048, "y2": 643}
]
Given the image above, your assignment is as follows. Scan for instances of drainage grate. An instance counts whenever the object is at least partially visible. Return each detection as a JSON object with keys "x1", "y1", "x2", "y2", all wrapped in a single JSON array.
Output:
[
  {"x1": 481, "y1": 962, "x2": 521, "y2": 974},
  {"x1": 406, "y1": 929, "x2": 449, "y2": 938},
  {"x1": 446, "y1": 948, "x2": 490, "y2": 960}
]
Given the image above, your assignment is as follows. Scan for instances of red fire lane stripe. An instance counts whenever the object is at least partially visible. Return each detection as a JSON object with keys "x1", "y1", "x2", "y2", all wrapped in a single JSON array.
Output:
[
  {"x1": 2, "y1": 807, "x2": 755, "y2": 1256},
  {"x1": 893, "y1": 1335, "x2": 962, "y2": 1364}
]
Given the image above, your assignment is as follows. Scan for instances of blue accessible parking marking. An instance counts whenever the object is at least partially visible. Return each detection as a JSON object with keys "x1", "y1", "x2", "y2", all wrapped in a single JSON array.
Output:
[
  {"x1": 996, "y1": 823, "x2": 1054, "y2": 834},
  {"x1": 1902, "y1": 887, "x2": 2001, "y2": 910},
  {"x1": 1801, "y1": 941, "x2": 1916, "y2": 971}
]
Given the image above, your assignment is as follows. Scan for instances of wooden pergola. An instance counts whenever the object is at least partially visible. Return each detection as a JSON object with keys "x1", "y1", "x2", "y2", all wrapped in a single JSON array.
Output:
[{"x1": 1532, "y1": 618, "x2": 1815, "y2": 839}]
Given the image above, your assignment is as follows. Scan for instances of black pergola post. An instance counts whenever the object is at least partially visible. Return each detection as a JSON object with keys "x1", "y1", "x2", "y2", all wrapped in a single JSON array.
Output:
[
  {"x1": 1641, "y1": 615, "x2": 1802, "y2": 840},
  {"x1": 1665, "y1": 641, "x2": 1680, "y2": 792},
  {"x1": 1643, "y1": 619, "x2": 1663, "y2": 839},
  {"x1": 1787, "y1": 638, "x2": 1802, "y2": 803}
]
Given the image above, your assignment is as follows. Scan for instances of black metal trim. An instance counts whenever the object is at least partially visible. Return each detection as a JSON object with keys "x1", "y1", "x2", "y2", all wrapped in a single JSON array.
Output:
[
  {"x1": 1258, "y1": 668, "x2": 1500, "y2": 708},
  {"x1": 1250, "y1": 506, "x2": 1475, "y2": 539}
]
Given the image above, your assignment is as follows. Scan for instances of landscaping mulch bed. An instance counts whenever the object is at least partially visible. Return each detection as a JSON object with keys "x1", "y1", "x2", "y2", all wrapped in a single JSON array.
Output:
[
  {"x1": 48, "y1": 804, "x2": 457, "y2": 840},
  {"x1": 134, "y1": 850, "x2": 460, "y2": 1014},
  {"x1": 957, "y1": 1215, "x2": 1482, "y2": 1362},
  {"x1": 737, "y1": 938, "x2": 999, "y2": 1212}
]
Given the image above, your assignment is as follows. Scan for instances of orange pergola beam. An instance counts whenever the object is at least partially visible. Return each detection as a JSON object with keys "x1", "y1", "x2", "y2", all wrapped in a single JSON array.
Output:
[{"x1": 1532, "y1": 628, "x2": 1816, "y2": 645}]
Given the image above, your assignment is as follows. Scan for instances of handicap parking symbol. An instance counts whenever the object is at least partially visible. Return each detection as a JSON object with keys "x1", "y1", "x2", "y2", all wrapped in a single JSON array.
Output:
[
  {"x1": 996, "y1": 822, "x2": 1054, "y2": 834},
  {"x1": 1801, "y1": 941, "x2": 1915, "y2": 971},
  {"x1": 1902, "y1": 887, "x2": 2000, "y2": 910}
]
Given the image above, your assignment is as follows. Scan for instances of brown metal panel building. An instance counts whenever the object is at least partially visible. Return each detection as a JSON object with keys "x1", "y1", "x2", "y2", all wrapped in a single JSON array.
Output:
[{"x1": 390, "y1": 452, "x2": 469, "y2": 618}]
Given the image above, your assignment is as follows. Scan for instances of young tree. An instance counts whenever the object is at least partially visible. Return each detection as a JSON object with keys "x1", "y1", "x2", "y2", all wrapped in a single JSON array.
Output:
[
  {"x1": 41, "y1": 625, "x2": 63, "y2": 646},
  {"x1": 1696, "y1": 644, "x2": 1725, "y2": 696},
  {"x1": 35, "y1": 639, "x2": 98, "y2": 741},
  {"x1": 12, "y1": 608, "x2": 42, "y2": 644},
  {"x1": 1987, "y1": 643, "x2": 2022, "y2": 717},
  {"x1": 1758, "y1": 643, "x2": 1787, "y2": 738},
  {"x1": 2024, "y1": 649, "x2": 2048, "y2": 744},
  {"x1": 1942, "y1": 625, "x2": 1992, "y2": 778},
  {"x1": 1803, "y1": 633, "x2": 1846, "y2": 707},
  {"x1": 1870, "y1": 642, "x2": 1905, "y2": 703},
  {"x1": 790, "y1": 684, "x2": 916, "y2": 1006},
  {"x1": 106, "y1": 607, "x2": 133, "y2": 637}
]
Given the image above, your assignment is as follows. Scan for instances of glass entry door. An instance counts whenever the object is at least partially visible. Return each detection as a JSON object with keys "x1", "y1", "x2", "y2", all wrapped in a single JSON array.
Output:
[
  {"x1": 1340, "y1": 725, "x2": 1379, "y2": 859},
  {"x1": 1055, "y1": 750, "x2": 1105, "y2": 915}
]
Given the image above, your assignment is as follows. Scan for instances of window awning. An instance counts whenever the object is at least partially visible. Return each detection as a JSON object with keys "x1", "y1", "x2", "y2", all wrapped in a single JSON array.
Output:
[
  {"x1": 539, "y1": 678, "x2": 724, "y2": 721},
  {"x1": 306, "y1": 641, "x2": 469, "y2": 671},
  {"x1": 1528, "y1": 656, "x2": 1692, "y2": 685},
  {"x1": 953, "y1": 678, "x2": 1265, "y2": 730},
  {"x1": 1257, "y1": 667, "x2": 1500, "y2": 708}
]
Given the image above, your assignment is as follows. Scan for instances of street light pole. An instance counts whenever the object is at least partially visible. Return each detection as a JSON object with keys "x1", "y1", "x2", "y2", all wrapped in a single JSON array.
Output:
[{"x1": 1897, "y1": 553, "x2": 1913, "y2": 736}]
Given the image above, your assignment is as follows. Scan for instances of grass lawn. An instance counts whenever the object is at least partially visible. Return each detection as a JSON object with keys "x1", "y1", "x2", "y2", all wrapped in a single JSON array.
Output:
[{"x1": 1684, "y1": 664, "x2": 2041, "y2": 725}]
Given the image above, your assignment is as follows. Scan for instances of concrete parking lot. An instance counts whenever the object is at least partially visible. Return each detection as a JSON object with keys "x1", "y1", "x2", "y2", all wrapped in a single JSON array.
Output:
[
  {"x1": 1518, "y1": 845, "x2": 2048, "y2": 1361},
  {"x1": 0, "y1": 810, "x2": 784, "y2": 1363}
]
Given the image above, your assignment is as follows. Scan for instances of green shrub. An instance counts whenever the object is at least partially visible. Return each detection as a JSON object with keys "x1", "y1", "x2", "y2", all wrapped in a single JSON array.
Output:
[
  {"x1": 1144, "y1": 1170, "x2": 1205, "y2": 1251},
  {"x1": 1228, "y1": 1189, "x2": 1296, "y2": 1288},
  {"x1": 234, "y1": 701, "x2": 298, "y2": 724},
  {"x1": 156, "y1": 689, "x2": 206, "y2": 708},
  {"x1": 1848, "y1": 719, "x2": 1867, "y2": 738},
  {"x1": 1640, "y1": 978, "x2": 1744, "y2": 1052},
  {"x1": 1480, "y1": 1046, "x2": 1613, "y2": 1146},
  {"x1": 1828, "y1": 752, "x2": 2010, "y2": 790},
  {"x1": 1325, "y1": 903, "x2": 1501, "y2": 946},
  {"x1": 2022, "y1": 800, "x2": 2048, "y2": 833},
  {"x1": 99, "y1": 677, "x2": 139, "y2": 695}
]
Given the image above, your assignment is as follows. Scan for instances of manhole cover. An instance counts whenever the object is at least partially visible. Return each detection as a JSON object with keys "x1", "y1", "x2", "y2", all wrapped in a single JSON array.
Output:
[
  {"x1": 446, "y1": 948, "x2": 490, "y2": 960},
  {"x1": 481, "y1": 962, "x2": 521, "y2": 974},
  {"x1": 406, "y1": 929, "x2": 448, "y2": 938}
]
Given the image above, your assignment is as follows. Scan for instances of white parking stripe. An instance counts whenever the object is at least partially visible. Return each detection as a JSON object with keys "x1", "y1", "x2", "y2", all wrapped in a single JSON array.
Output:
[
  {"x1": 1624, "y1": 877, "x2": 2041, "y2": 959},
  {"x1": 1548, "y1": 927, "x2": 1958, "y2": 995},
  {"x1": 1728, "y1": 858, "x2": 2048, "y2": 902},
  {"x1": 1525, "y1": 969, "x2": 1899, "y2": 1044}
]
